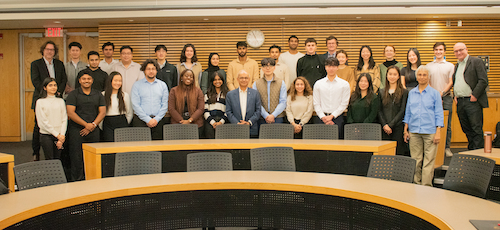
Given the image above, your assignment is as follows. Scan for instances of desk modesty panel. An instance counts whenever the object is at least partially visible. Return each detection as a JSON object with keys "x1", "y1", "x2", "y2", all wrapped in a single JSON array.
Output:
[
  {"x1": 1, "y1": 171, "x2": 500, "y2": 230},
  {"x1": 0, "y1": 153, "x2": 14, "y2": 192},
  {"x1": 82, "y1": 139, "x2": 397, "y2": 180}
]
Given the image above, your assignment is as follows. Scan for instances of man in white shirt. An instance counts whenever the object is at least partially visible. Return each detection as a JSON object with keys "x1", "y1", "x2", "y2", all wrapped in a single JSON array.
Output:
[
  {"x1": 279, "y1": 35, "x2": 304, "y2": 84},
  {"x1": 427, "y1": 42, "x2": 455, "y2": 156},
  {"x1": 313, "y1": 57, "x2": 351, "y2": 138},
  {"x1": 260, "y1": 45, "x2": 290, "y2": 89},
  {"x1": 64, "y1": 42, "x2": 87, "y2": 95},
  {"x1": 226, "y1": 70, "x2": 261, "y2": 137},
  {"x1": 99, "y1": 42, "x2": 119, "y2": 75},
  {"x1": 112, "y1": 45, "x2": 144, "y2": 94}
]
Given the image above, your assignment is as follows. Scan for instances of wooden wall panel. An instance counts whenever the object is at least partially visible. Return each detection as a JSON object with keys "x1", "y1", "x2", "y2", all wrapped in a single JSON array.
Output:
[
  {"x1": 66, "y1": 35, "x2": 99, "y2": 63},
  {"x1": 99, "y1": 19, "x2": 499, "y2": 92}
]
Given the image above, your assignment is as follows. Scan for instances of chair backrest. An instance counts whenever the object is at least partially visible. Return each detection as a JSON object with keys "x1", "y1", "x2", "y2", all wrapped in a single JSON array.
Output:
[
  {"x1": 367, "y1": 155, "x2": 416, "y2": 183},
  {"x1": 443, "y1": 154, "x2": 496, "y2": 198},
  {"x1": 163, "y1": 124, "x2": 199, "y2": 140},
  {"x1": 14, "y1": 160, "x2": 67, "y2": 191},
  {"x1": 114, "y1": 127, "x2": 152, "y2": 142},
  {"x1": 187, "y1": 152, "x2": 233, "y2": 171},
  {"x1": 114, "y1": 151, "x2": 162, "y2": 177},
  {"x1": 250, "y1": 147, "x2": 296, "y2": 171},
  {"x1": 302, "y1": 124, "x2": 339, "y2": 140},
  {"x1": 344, "y1": 123, "x2": 382, "y2": 140},
  {"x1": 215, "y1": 124, "x2": 250, "y2": 139},
  {"x1": 259, "y1": 124, "x2": 294, "y2": 139}
]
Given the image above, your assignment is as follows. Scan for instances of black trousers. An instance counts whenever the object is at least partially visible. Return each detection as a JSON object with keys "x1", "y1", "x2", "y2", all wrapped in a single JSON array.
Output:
[
  {"x1": 132, "y1": 115, "x2": 169, "y2": 140},
  {"x1": 32, "y1": 114, "x2": 40, "y2": 156},
  {"x1": 102, "y1": 115, "x2": 129, "y2": 142},
  {"x1": 68, "y1": 125, "x2": 100, "y2": 181},
  {"x1": 457, "y1": 97, "x2": 484, "y2": 150},
  {"x1": 40, "y1": 134, "x2": 62, "y2": 160},
  {"x1": 382, "y1": 124, "x2": 410, "y2": 157},
  {"x1": 313, "y1": 115, "x2": 345, "y2": 139}
]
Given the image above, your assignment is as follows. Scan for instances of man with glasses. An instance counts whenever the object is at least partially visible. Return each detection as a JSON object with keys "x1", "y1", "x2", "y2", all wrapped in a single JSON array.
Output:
[
  {"x1": 253, "y1": 58, "x2": 287, "y2": 126},
  {"x1": 30, "y1": 41, "x2": 67, "y2": 161},
  {"x1": 452, "y1": 42, "x2": 489, "y2": 150},
  {"x1": 111, "y1": 45, "x2": 144, "y2": 94}
]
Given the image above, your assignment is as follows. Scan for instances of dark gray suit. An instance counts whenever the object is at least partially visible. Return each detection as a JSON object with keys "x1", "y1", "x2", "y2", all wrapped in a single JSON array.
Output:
[
  {"x1": 452, "y1": 55, "x2": 488, "y2": 150},
  {"x1": 225, "y1": 87, "x2": 261, "y2": 136}
]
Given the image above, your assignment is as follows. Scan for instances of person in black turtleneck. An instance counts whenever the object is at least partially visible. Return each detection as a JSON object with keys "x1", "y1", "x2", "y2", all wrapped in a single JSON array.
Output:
[
  {"x1": 379, "y1": 45, "x2": 404, "y2": 90},
  {"x1": 200, "y1": 53, "x2": 227, "y2": 94},
  {"x1": 296, "y1": 38, "x2": 326, "y2": 87}
]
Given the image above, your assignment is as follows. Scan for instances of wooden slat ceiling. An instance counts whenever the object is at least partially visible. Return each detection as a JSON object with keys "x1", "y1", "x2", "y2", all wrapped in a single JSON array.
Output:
[{"x1": 99, "y1": 19, "x2": 500, "y2": 92}]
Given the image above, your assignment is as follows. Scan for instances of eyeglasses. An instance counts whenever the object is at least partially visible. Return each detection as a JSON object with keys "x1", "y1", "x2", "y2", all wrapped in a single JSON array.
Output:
[
  {"x1": 44, "y1": 48, "x2": 55, "y2": 51},
  {"x1": 262, "y1": 65, "x2": 275, "y2": 69},
  {"x1": 453, "y1": 48, "x2": 465, "y2": 53}
]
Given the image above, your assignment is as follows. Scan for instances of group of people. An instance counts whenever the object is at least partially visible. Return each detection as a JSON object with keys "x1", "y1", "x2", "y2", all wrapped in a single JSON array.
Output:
[{"x1": 31, "y1": 35, "x2": 488, "y2": 186}]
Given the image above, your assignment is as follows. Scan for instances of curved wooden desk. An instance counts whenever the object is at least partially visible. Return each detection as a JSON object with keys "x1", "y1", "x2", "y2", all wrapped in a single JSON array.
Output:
[
  {"x1": 82, "y1": 139, "x2": 396, "y2": 180},
  {"x1": 0, "y1": 171, "x2": 499, "y2": 230}
]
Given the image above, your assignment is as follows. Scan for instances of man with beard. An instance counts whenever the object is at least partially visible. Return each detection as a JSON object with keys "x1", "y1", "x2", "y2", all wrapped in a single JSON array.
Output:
[
  {"x1": 227, "y1": 41, "x2": 259, "y2": 90},
  {"x1": 76, "y1": 51, "x2": 107, "y2": 91},
  {"x1": 279, "y1": 35, "x2": 304, "y2": 86}
]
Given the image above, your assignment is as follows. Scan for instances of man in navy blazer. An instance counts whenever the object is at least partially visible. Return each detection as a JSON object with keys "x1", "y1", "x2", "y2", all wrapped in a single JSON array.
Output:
[
  {"x1": 452, "y1": 42, "x2": 488, "y2": 150},
  {"x1": 226, "y1": 70, "x2": 261, "y2": 137},
  {"x1": 30, "y1": 41, "x2": 67, "y2": 160}
]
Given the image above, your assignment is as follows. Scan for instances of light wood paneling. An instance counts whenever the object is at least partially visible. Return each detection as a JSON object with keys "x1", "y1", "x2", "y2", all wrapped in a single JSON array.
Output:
[
  {"x1": 0, "y1": 30, "x2": 21, "y2": 140},
  {"x1": 66, "y1": 35, "x2": 99, "y2": 63}
]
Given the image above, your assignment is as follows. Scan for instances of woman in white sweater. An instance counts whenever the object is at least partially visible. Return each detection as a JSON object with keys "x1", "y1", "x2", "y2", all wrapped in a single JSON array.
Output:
[
  {"x1": 35, "y1": 78, "x2": 67, "y2": 160},
  {"x1": 102, "y1": 72, "x2": 133, "y2": 141},
  {"x1": 286, "y1": 76, "x2": 314, "y2": 138}
]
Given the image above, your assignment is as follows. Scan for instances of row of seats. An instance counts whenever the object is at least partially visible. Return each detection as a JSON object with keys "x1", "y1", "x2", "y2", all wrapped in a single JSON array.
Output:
[
  {"x1": 116, "y1": 123, "x2": 382, "y2": 142},
  {"x1": 12, "y1": 149, "x2": 496, "y2": 198}
]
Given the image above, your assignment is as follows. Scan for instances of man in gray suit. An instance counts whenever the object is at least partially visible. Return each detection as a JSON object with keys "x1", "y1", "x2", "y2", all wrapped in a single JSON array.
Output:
[
  {"x1": 226, "y1": 70, "x2": 261, "y2": 137},
  {"x1": 453, "y1": 42, "x2": 488, "y2": 150},
  {"x1": 321, "y1": 35, "x2": 338, "y2": 59}
]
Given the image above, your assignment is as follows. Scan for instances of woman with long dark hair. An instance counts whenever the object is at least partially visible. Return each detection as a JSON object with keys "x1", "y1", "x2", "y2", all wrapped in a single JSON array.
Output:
[
  {"x1": 101, "y1": 72, "x2": 133, "y2": 141},
  {"x1": 401, "y1": 48, "x2": 421, "y2": 90},
  {"x1": 354, "y1": 45, "x2": 381, "y2": 92},
  {"x1": 378, "y1": 66, "x2": 409, "y2": 156},
  {"x1": 346, "y1": 73, "x2": 380, "y2": 123},
  {"x1": 286, "y1": 76, "x2": 314, "y2": 138},
  {"x1": 200, "y1": 53, "x2": 227, "y2": 94},
  {"x1": 203, "y1": 71, "x2": 229, "y2": 138},
  {"x1": 168, "y1": 69, "x2": 205, "y2": 137},
  {"x1": 177, "y1": 44, "x2": 203, "y2": 87},
  {"x1": 35, "y1": 78, "x2": 67, "y2": 160}
]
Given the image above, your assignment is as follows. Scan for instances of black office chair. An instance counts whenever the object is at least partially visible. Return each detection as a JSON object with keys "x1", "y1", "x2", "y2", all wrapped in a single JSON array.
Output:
[
  {"x1": 344, "y1": 123, "x2": 382, "y2": 140},
  {"x1": 114, "y1": 127, "x2": 152, "y2": 142},
  {"x1": 443, "y1": 154, "x2": 496, "y2": 198},
  {"x1": 259, "y1": 124, "x2": 294, "y2": 139},
  {"x1": 367, "y1": 155, "x2": 416, "y2": 183},
  {"x1": 302, "y1": 124, "x2": 339, "y2": 140},
  {"x1": 215, "y1": 124, "x2": 250, "y2": 139},
  {"x1": 114, "y1": 151, "x2": 162, "y2": 177},
  {"x1": 250, "y1": 147, "x2": 296, "y2": 171},
  {"x1": 163, "y1": 124, "x2": 199, "y2": 140},
  {"x1": 187, "y1": 152, "x2": 233, "y2": 171},
  {"x1": 14, "y1": 160, "x2": 67, "y2": 191}
]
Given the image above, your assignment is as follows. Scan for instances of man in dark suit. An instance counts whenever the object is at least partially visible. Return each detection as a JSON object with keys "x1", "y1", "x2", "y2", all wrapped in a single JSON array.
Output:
[
  {"x1": 31, "y1": 41, "x2": 67, "y2": 160},
  {"x1": 452, "y1": 42, "x2": 488, "y2": 150},
  {"x1": 225, "y1": 70, "x2": 261, "y2": 137},
  {"x1": 321, "y1": 35, "x2": 338, "y2": 59}
]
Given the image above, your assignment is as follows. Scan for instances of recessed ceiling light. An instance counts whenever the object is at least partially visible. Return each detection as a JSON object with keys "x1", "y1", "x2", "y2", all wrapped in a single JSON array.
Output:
[
  {"x1": 54, "y1": 21, "x2": 61, "y2": 24},
  {"x1": 203, "y1": 18, "x2": 209, "y2": 21},
  {"x1": 356, "y1": 17, "x2": 362, "y2": 19},
  {"x1": 280, "y1": 17, "x2": 286, "y2": 20},
  {"x1": 433, "y1": 16, "x2": 439, "y2": 18},
  {"x1": 128, "y1": 20, "x2": 134, "y2": 22}
]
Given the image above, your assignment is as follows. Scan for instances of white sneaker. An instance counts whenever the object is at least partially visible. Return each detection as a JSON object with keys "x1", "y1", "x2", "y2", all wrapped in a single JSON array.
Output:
[{"x1": 445, "y1": 148, "x2": 453, "y2": 157}]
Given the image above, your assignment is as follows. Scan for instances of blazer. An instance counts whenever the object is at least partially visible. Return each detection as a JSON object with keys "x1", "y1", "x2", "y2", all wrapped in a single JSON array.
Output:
[
  {"x1": 225, "y1": 87, "x2": 261, "y2": 135},
  {"x1": 30, "y1": 58, "x2": 67, "y2": 109},
  {"x1": 168, "y1": 86, "x2": 205, "y2": 128},
  {"x1": 452, "y1": 56, "x2": 489, "y2": 108}
]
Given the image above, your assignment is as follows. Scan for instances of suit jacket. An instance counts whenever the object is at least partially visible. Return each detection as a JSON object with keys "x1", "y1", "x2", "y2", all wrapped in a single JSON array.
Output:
[
  {"x1": 321, "y1": 51, "x2": 336, "y2": 60},
  {"x1": 452, "y1": 56, "x2": 489, "y2": 108},
  {"x1": 225, "y1": 87, "x2": 261, "y2": 135},
  {"x1": 30, "y1": 58, "x2": 67, "y2": 109}
]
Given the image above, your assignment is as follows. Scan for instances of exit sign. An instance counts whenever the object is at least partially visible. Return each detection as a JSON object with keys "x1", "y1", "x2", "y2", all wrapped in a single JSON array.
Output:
[{"x1": 46, "y1": 27, "x2": 63, "y2": 37}]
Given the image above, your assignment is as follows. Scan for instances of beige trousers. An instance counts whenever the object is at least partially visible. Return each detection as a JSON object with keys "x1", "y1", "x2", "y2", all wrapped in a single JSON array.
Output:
[{"x1": 409, "y1": 133, "x2": 438, "y2": 186}]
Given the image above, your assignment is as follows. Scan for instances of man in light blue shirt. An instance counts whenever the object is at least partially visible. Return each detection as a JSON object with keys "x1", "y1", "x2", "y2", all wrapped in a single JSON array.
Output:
[
  {"x1": 253, "y1": 58, "x2": 287, "y2": 126},
  {"x1": 131, "y1": 59, "x2": 169, "y2": 140},
  {"x1": 403, "y1": 65, "x2": 444, "y2": 186}
]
